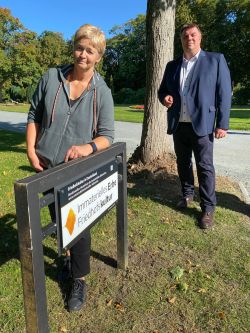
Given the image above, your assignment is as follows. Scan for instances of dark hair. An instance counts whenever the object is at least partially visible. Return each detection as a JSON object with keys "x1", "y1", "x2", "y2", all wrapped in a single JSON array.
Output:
[{"x1": 180, "y1": 23, "x2": 202, "y2": 36}]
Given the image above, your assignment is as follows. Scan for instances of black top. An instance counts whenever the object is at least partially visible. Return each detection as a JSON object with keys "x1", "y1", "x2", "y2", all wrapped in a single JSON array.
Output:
[{"x1": 70, "y1": 96, "x2": 81, "y2": 107}]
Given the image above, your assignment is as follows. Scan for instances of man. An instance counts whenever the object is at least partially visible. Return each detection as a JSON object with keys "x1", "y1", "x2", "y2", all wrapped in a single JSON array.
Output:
[{"x1": 158, "y1": 23, "x2": 231, "y2": 229}]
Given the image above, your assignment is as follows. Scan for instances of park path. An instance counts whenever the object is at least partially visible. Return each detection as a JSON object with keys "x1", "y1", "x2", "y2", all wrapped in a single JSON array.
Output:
[{"x1": 0, "y1": 110, "x2": 249, "y2": 203}]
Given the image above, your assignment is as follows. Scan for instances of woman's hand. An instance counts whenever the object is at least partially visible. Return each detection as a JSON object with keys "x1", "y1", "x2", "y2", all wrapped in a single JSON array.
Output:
[
  {"x1": 64, "y1": 144, "x2": 93, "y2": 162},
  {"x1": 26, "y1": 123, "x2": 44, "y2": 171},
  {"x1": 27, "y1": 150, "x2": 45, "y2": 172}
]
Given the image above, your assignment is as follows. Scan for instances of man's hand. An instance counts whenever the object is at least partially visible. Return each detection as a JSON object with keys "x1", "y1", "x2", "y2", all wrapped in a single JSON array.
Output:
[
  {"x1": 64, "y1": 144, "x2": 93, "y2": 162},
  {"x1": 163, "y1": 95, "x2": 174, "y2": 108},
  {"x1": 215, "y1": 128, "x2": 227, "y2": 139}
]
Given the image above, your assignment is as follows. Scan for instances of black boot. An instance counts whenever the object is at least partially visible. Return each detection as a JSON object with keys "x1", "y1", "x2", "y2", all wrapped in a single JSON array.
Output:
[{"x1": 68, "y1": 279, "x2": 86, "y2": 312}]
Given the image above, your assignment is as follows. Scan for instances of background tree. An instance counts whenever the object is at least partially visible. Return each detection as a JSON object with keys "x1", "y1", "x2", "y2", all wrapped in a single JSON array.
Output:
[
  {"x1": 1, "y1": 3, "x2": 249, "y2": 104},
  {"x1": 0, "y1": 8, "x2": 23, "y2": 101},
  {"x1": 103, "y1": 15, "x2": 146, "y2": 103},
  {"x1": 9, "y1": 30, "x2": 41, "y2": 101},
  {"x1": 134, "y1": 0, "x2": 176, "y2": 164},
  {"x1": 38, "y1": 31, "x2": 72, "y2": 72}
]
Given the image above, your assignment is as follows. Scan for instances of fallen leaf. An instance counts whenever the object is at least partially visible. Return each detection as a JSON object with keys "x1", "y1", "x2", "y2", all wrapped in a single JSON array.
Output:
[
  {"x1": 3, "y1": 171, "x2": 7, "y2": 176},
  {"x1": 160, "y1": 217, "x2": 169, "y2": 224},
  {"x1": 218, "y1": 311, "x2": 226, "y2": 319},
  {"x1": 59, "y1": 326, "x2": 68, "y2": 333},
  {"x1": 114, "y1": 302, "x2": 125, "y2": 312},
  {"x1": 197, "y1": 288, "x2": 207, "y2": 293},
  {"x1": 106, "y1": 299, "x2": 113, "y2": 306},
  {"x1": 167, "y1": 296, "x2": 176, "y2": 304}
]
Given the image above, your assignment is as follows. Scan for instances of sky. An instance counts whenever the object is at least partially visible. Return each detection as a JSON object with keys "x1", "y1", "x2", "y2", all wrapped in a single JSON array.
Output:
[{"x1": 1, "y1": 0, "x2": 147, "y2": 40}]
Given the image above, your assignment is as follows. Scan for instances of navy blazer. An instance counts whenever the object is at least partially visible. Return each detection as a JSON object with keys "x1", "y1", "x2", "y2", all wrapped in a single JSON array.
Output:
[{"x1": 158, "y1": 50, "x2": 232, "y2": 136}]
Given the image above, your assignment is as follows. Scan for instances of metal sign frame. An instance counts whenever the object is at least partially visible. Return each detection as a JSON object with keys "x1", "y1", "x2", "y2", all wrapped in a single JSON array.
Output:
[{"x1": 14, "y1": 143, "x2": 127, "y2": 333}]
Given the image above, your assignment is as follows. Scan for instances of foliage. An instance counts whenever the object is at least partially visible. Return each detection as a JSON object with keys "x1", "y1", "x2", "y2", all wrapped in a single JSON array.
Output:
[
  {"x1": 232, "y1": 83, "x2": 250, "y2": 105},
  {"x1": 37, "y1": 31, "x2": 72, "y2": 72},
  {"x1": 1, "y1": 3, "x2": 250, "y2": 104},
  {"x1": 113, "y1": 87, "x2": 145, "y2": 104},
  {"x1": 104, "y1": 15, "x2": 146, "y2": 93},
  {"x1": 0, "y1": 8, "x2": 72, "y2": 103}
]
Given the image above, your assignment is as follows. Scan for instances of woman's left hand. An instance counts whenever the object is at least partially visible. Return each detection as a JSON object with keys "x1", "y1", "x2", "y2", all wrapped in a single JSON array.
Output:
[{"x1": 64, "y1": 144, "x2": 93, "y2": 162}]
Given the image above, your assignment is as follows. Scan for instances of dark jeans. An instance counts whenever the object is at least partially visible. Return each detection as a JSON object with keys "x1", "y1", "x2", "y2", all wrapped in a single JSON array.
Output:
[
  {"x1": 173, "y1": 123, "x2": 216, "y2": 212},
  {"x1": 47, "y1": 200, "x2": 91, "y2": 278}
]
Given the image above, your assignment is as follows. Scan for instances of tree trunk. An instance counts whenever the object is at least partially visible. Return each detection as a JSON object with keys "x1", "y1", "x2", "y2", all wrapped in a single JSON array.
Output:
[{"x1": 139, "y1": 0, "x2": 176, "y2": 164}]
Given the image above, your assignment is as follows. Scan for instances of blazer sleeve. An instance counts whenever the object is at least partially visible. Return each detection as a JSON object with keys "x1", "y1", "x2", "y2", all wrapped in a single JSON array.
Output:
[
  {"x1": 215, "y1": 54, "x2": 232, "y2": 129},
  {"x1": 158, "y1": 63, "x2": 171, "y2": 105}
]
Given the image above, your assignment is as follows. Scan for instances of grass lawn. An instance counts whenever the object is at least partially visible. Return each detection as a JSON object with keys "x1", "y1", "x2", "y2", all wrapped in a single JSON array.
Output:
[
  {"x1": 0, "y1": 103, "x2": 249, "y2": 130},
  {"x1": 0, "y1": 128, "x2": 250, "y2": 332}
]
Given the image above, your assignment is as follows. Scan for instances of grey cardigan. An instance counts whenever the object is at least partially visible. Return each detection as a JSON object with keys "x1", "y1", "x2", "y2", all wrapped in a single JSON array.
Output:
[{"x1": 28, "y1": 64, "x2": 114, "y2": 167}]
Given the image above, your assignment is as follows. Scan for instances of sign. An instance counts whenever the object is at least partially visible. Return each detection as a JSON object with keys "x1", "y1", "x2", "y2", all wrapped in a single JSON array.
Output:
[{"x1": 56, "y1": 160, "x2": 118, "y2": 250}]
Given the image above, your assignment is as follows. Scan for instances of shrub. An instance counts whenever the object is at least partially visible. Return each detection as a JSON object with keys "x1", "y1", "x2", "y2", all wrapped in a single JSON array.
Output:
[
  {"x1": 114, "y1": 87, "x2": 145, "y2": 104},
  {"x1": 9, "y1": 86, "x2": 26, "y2": 102},
  {"x1": 232, "y1": 83, "x2": 250, "y2": 105}
]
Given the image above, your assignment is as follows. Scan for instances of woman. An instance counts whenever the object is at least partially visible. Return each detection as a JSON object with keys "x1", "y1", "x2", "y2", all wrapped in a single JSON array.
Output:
[{"x1": 26, "y1": 24, "x2": 114, "y2": 312}]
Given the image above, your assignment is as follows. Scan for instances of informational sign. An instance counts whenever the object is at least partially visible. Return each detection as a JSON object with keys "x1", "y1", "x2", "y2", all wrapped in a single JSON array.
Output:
[{"x1": 56, "y1": 160, "x2": 118, "y2": 250}]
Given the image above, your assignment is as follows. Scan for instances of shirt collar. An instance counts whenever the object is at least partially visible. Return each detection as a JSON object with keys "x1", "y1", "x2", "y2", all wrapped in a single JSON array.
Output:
[{"x1": 183, "y1": 49, "x2": 201, "y2": 63}]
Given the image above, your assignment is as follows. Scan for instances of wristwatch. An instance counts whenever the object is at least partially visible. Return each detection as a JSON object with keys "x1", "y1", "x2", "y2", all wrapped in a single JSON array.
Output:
[{"x1": 88, "y1": 141, "x2": 97, "y2": 153}]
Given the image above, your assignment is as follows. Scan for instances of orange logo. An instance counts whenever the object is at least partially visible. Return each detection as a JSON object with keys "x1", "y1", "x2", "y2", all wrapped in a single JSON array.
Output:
[{"x1": 65, "y1": 208, "x2": 76, "y2": 235}]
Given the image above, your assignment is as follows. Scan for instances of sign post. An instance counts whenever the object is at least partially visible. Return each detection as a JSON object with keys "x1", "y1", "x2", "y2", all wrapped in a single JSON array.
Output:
[{"x1": 14, "y1": 143, "x2": 127, "y2": 333}]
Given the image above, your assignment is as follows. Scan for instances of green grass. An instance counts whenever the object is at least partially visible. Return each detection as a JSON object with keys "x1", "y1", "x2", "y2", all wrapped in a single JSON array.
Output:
[
  {"x1": 0, "y1": 103, "x2": 30, "y2": 113},
  {"x1": 114, "y1": 105, "x2": 144, "y2": 123},
  {"x1": 0, "y1": 128, "x2": 250, "y2": 332},
  {"x1": 230, "y1": 107, "x2": 250, "y2": 130},
  {"x1": 0, "y1": 103, "x2": 249, "y2": 130}
]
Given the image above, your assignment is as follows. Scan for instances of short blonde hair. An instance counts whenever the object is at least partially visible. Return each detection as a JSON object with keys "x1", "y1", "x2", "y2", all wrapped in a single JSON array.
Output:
[{"x1": 74, "y1": 24, "x2": 106, "y2": 56}]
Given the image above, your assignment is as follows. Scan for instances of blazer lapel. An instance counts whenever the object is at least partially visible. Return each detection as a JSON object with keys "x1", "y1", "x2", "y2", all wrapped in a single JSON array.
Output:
[
  {"x1": 173, "y1": 57, "x2": 182, "y2": 92},
  {"x1": 188, "y1": 50, "x2": 206, "y2": 89}
]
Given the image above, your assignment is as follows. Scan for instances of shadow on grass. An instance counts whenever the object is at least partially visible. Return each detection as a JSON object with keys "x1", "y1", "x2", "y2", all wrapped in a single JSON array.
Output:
[
  {"x1": 42, "y1": 243, "x2": 117, "y2": 309},
  {"x1": 18, "y1": 165, "x2": 34, "y2": 172},
  {"x1": 91, "y1": 250, "x2": 117, "y2": 268},
  {"x1": 0, "y1": 129, "x2": 26, "y2": 153},
  {"x1": 0, "y1": 213, "x2": 19, "y2": 266},
  {"x1": 128, "y1": 170, "x2": 250, "y2": 218}
]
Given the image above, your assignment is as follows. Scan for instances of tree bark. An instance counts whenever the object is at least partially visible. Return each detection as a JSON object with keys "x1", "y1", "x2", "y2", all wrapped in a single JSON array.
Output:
[{"x1": 138, "y1": 0, "x2": 176, "y2": 164}]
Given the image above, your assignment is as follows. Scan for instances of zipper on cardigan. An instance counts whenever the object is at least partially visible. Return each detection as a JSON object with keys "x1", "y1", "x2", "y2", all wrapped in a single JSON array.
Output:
[{"x1": 53, "y1": 106, "x2": 71, "y2": 165}]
